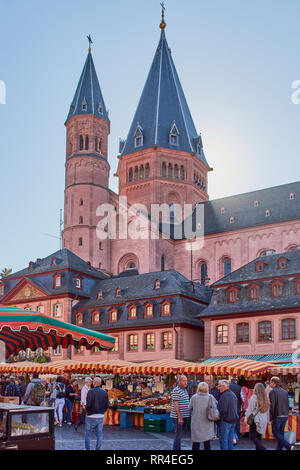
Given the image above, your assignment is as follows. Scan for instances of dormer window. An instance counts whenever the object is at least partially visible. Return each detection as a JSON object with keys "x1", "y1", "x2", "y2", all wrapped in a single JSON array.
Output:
[
  {"x1": 81, "y1": 98, "x2": 87, "y2": 112},
  {"x1": 75, "y1": 278, "x2": 82, "y2": 289},
  {"x1": 249, "y1": 284, "x2": 259, "y2": 300},
  {"x1": 0, "y1": 284, "x2": 4, "y2": 296},
  {"x1": 265, "y1": 209, "x2": 270, "y2": 217},
  {"x1": 98, "y1": 103, "x2": 103, "y2": 114},
  {"x1": 76, "y1": 313, "x2": 83, "y2": 326},
  {"x1": 229, "y1": 216, "x2": 235, "y2": 224},
  {"x1": 221, "y1": 207, "x2": 225, "y2": 214},
  {"x1": 254, "y1": 200, "x2": 259, "y2": 207},
  {"x1": 161, "y1": 301, "x2": 171, "y2": 316},
  {"x1": 128, "y1": 305, "x2": 137, "y2": 319},
  {"x1": 154, "y1": 279, "x2": 160, "y2": 289},
  {"x1": 54, "y1": 274, "x2": 62, "y2": 289},
  {"x1": 255, "y1": 261, "x2": 264, "y2": 272},
  {"x1": 92, "y1": 311, "x2": 100, "y2": 324},
  {"x1": 109, "y1": 309, "x2": 117, "y2": 323},
  {"x1": 278, "y1": 257, "x2": 287, "y2": 269},
  {"x1": 290, "y1": 193, "x2": 295, "y2": 200},
  {"x1": 116, "y1": 288, "x2": 121, "y2": 297},
  {"x1": 295, "y1": 279, "x2": 300, "y2": 295},
  {"x1": 169, "y1": 122, "x2": 179, "y2": 146},
  {"x1": 272, "y1": 280, "x2": 283, "y2": 298},
  {"x1": 144, "y1": 303, "x2": 153, "y2": 318},
  {"x1": 228, "y1": 287, "x2": 238, "y2": 303},
  {"x1": 98, "y1": 290, "x2": 103, "y2": 299},
  {"x1": 134, "y1": 125, "x2": 144, "y2": 148}
]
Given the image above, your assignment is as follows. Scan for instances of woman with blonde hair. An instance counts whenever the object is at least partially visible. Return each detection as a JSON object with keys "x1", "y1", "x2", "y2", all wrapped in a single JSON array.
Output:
[
  {"x1": 244, "y1": 382, "x2": 270, "y2": 450},
  {"x1": 189, "y1": 382, "x2": 219, "y2": 450}
]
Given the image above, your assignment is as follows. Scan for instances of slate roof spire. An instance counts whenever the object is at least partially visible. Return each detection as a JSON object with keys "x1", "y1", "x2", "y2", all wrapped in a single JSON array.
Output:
[
  {"x1": 120, "y1": 17, "x2": 209, "y2": 167},
  {"x1": 66, "y1": 40, "x2": 109, "y2": 123}
]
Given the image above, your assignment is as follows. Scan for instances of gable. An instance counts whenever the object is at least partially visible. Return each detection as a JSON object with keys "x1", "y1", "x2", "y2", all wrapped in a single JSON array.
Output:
[{"x1": 2, "y1": 278, "x2": 49, "y2": 303}]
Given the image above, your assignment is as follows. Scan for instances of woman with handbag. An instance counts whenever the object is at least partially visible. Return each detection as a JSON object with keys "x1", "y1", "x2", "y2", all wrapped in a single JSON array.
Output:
[
  {"x1": 188, "y1": 382, "x2": 219, "y2": 450},
  {"x1": 244, "y1": 383, "x2": 270, "y2": 450}
]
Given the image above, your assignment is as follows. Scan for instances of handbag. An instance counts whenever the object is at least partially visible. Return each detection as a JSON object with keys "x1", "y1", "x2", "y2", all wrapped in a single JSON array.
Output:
[
  {"x1": 284, "y1": 425, "x2": 296, "y2": 445},
  {"x1": 247, "y1": 409, "x2": 259, "y2": 426},
  {"x1": 207, "y1": 395, "x2": 220, "y2": 422}
]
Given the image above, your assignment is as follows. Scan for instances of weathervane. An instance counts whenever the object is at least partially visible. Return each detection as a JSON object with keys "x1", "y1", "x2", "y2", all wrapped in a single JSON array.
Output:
[
  {"x1": 87, "y1": 34, "x2": 93, "y2": 52},
  {"x1": 160, "y1": 2, "x2": 166, "y2": 29}
]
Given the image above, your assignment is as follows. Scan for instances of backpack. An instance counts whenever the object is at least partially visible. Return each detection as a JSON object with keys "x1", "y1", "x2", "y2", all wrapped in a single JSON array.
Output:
[
  {"x1": 31, "y1": 382, "x2": 45, "y2": 405},
  {"x1": 56, "y1": 383, "x2": 66, "y2": 399},
  {"x1": 5, "y1": 383, "x2": 18, "y2": 397}
]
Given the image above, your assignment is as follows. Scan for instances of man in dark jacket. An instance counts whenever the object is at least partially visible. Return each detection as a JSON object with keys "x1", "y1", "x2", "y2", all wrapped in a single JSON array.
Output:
[
  {"x1": 217, "y1": 380, "x2": 238, "y2": 450},
  {"x1": 269, "y1": 376, "x2": 294, "y2": 450},
  {"x1": 5, "y1": 377, "x2": 21, "y2": 404},
  {"x1": 85, "y1": 377, "x2": 108, "y2": 450},
  {"x1": 229, "y1": 377, "x2": 245, "y2": 440}
]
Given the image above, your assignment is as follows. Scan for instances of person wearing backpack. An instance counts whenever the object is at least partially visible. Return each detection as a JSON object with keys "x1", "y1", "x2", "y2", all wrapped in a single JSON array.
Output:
[
  {"x1": 5, "y1": 377, "x2": 22, "y2": 404},
  {"x1": 54, "y1": 376, "x2": 66, "y2": 427},
  {"x1": 188, "y1": 382, "x2": 219, "y2": 450},
  {"x1": 23, "y1": 373, "x2": 45, "y2": 406}
]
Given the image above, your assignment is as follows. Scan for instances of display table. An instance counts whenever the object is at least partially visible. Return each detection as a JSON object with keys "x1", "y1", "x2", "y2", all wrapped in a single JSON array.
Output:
[
  {"x1": 119, "y1": 410, "x2": 144, "y2": 428},
  {"x1": 263, "y1": 414, "x2": 300, "y2": 441},
  {"x1": 70, "y1": 402, "x2": 121, "y2": 426}
]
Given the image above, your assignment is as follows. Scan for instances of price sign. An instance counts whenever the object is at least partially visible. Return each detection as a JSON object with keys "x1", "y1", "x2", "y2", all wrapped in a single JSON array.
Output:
[{"x1": 156, "y1": 382, "x2": 164, "y2": 394}]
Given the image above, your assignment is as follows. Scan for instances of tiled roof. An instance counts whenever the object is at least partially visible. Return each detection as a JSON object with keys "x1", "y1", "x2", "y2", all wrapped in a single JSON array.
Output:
[
  {"x1": 66, "y1": 51, "x2": 109, "y2": 123},
  {"x1": 120, "y1": 29, "x2": 209, "y2": 167}
]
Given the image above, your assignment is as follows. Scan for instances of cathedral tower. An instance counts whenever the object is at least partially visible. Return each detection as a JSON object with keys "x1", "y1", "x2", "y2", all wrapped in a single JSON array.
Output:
[
  {"x1": 117, "y1": 13, "x2": 212, "y2": 217},
  {"x1": 62, "y1": 42, "x2": 111, "y2": 272}
]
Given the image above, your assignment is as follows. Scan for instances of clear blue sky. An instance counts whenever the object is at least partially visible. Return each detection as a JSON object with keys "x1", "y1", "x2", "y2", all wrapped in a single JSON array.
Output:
[{"x1": 1, "y1": 0, "x2": 300, "y2": 273}]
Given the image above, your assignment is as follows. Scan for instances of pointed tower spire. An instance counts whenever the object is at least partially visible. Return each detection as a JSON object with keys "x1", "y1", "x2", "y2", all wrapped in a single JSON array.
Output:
[
  {"x1": 66, "y1": 41, "x2": 109, "y2": 124},
  {"x1": 160, "y1": 2, "x2": 167, "y2": 30},
  {"x1": 119, "y1": 20, "x2": 209, "y2": 168}
]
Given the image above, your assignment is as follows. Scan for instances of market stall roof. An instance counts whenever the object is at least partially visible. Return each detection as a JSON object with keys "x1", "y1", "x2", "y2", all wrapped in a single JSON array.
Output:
[
  {"x1": 200, "y1": 358, "x2": 274, "y2": 378},
  {"x1": 269, "y1": 363, "x2": 300, "y2": 376},
  {"x1": 0, "y1": 359, "x2": 137, "y2": 375},
  {"x1": 0, "y1": 305, "x2": 115, "y2": 358},
  {"x1": 131, "y1": 359, "x2": 205, "y2": 375}
]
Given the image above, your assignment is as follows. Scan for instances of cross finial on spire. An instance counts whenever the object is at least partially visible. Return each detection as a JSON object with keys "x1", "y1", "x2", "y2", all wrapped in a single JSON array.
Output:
[
  {"x1": 87, "y1": 34, "x2": 93, "y2": 52},
  {"x1": 160, "y1": 2, "x2": 166, "y2": 29}
]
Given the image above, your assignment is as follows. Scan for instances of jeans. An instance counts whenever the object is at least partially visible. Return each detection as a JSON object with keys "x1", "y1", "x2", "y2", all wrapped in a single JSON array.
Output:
[
  {"x1": 171, "y1": 417, "x2": 188, "y2": 450},
  {"x1": 65, "y1": 399, "x2": 73, "y2": 423},
  {"x1": 85, "y1": 416, "x2": 104, "y2": 450},
  {"x1": 272, "y1": 417, "x2": 292, "y2": 450},
  {"x1": 192, "y1": 441, "x2": 211, "y2": 450},
  {"x1": 235, "y1": 411, "x2": 241, "y2": 439},
  {"x1": 249, "y1": 423, "x2": 267, "y2": 450},
  {"x1": 219, "y1": 421, "x2": 236, "y2": 450},
  {"x1": 54, "y1": 398, "x2": 65, "y2": 423}
]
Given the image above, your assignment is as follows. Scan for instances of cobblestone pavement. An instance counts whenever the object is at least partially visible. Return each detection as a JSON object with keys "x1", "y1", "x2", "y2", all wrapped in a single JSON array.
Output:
[{"x1": 54, "y1": 424, "x2": 299, "y2": 450}]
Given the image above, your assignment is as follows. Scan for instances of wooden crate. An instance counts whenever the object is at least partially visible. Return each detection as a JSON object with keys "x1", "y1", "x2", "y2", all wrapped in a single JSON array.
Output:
[{"x1": 0, "y1": 396, "x2": 19, "y2": 405}]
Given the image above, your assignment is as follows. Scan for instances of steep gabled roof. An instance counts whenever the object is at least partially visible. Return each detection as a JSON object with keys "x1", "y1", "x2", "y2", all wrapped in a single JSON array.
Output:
[
  {"x1": 66, "y1": 51, "x2": 109, "y2": 123},
  {"x1": 120, "y1": 29, "x2": 209, "y2": 167}
]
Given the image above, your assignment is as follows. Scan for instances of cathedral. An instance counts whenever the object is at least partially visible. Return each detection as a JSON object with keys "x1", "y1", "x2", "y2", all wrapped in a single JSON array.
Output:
[{"x1": 1, "y1": 13, "x2": 300, "y2": 364}]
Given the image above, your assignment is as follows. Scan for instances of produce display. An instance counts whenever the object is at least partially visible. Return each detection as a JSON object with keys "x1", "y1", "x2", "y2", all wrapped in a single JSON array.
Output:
[{"x1": 115, "y1": 392, "x2": 171, "y2": 413}]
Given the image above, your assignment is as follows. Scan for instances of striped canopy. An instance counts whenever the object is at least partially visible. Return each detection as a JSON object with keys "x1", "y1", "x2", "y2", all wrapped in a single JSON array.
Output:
[
  {"x1": 200, "y1": 358, "x2": 273, "y2": 378},
  {"x1": 269, "y1": 363, "x2": 300, "y2": 376},
  {"x1": 131, "y1": 360, "x2": 204, "y2": 375},
  {"x1": 0, "y1": 359, "x2": 137, "y2": 375},
  {"x1": 0, "y1": 305, "x2": 115, "y2": 358}
]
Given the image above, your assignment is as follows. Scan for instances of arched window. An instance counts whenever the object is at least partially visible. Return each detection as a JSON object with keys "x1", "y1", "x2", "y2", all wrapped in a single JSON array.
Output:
[
  {"x1": 99, "y1": 138, "x2": 102, "y2": 153},
  {"x1": 85, "y1": 135, "x2": 89, "y2": 150},
  {"x1": 134, "y1": 166, "x2": 138, "y2": 181},
  {"x1": 79, "y1": 216, "x2": 83, "y2": 224},
  {"x1": 128, "y1": 168, "x2": 133, "y2": 182},
  {"x1": 272, "y1": 281, "x2": 283, "y2": 298},
  {"x1": 236, "y1": 323, "x2": 249, "y2": 343},
  {"x1": 79, "y1": 199, "x2": 83, "y2": 206},
  {"x1": 109, "y1": 309, "x2": 117, "y2": 323},
  {"x1": 161, "y1": 255, "x2": 165, "y2": 272},
  {"x1": 145, "y1": 163, "x2": 150, "y2": 178},
  {"x1": 282, "y1": 319, "x2": 296, "y2": 340},
  {"x1": 249, "y1": 285, "x2": 259, "y2": 300},
  {"x1": 79, "y1": 238, "x2": 83, "y2": 246},
  {"x1": 161, "y1": 301, "x2": 171, "y2": 316},
  {"x1": 92, "y1": 311, "x2": 100, "y2": 324},
  {"x1": 79, "y1": 135, "x2": 84, "y2": 151},
  {"x1": 169, "y1": 122, "x2": 179, "y2": 146},
  {"x1": 161, "y1": 162, "x2": 167, "y2": 177},
  {"x1": 258, "y1": 321, "x2": 272, "y2": 341},
  {"x1": 228, "y1": 287, "x2": 238, "y2": 303},
  {"x1": 180, "y1": 165, "x2": 185, "y2": 180},
  {"x1": 144, "y1": 303, "x2": 153, "y2": 318},
  {"x1": 134, "y1": 125, "x2": 144, "y2": 148},
  {"x1": 174, "y1": 164, "x2": 179, "y2": 179},
  {"x1": 168, "y1": 163, "x2": 173, "y2": 178},
  {"x1": 145, "y1": 333, "x2": 155, "y2": 350},
  {"x1": 54, "y1": 304, "x2": 62, "y2": 317},
  {"x1": 128, "y1": 305, "x2": 137, "y2": 319},
  {"x1": 76, "y1": 313, "x2": 83, "y2": 326},
  {"x1": 169, "y1": 203, "x2": 175, "y2": 220},
  {"x1": 223, "y1": 258, "x2": 231, "y2": 277},
  {"x1": 200, "y1": 263, "x2": 208, "y2": 285},
  {"x1": 154, "y1": 279, "x2": 160, "y2": 289},
  {"x1": 139, "y1": 165, "x2": 144, "y2": 179}
]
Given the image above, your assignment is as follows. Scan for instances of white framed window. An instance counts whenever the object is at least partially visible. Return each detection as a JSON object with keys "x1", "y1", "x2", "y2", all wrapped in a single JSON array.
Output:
[
  {"x1": 55, "y1": 275, "x2": 61, "y2": 288},
  {"x1": 75, "y1": 278, "x2": 82, "y2": 289},
  {"x1": 134, "y1": 125, "x2": 144, "y2": 148},
  {"x1": 37, "y1": 305, "x2": 45, "y2": 314},
  {"x1": 54, "y1": 304, "x2": 62, "y2": 317},
  {"x1": 169, "y1": 122, "x2": 179, "y2": 146},
  {"x1": 81, "y1": 98, "x2": 87, "y2": 111}
]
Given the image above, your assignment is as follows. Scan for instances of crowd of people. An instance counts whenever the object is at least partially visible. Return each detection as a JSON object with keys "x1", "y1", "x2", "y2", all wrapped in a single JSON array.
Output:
[
  {"x1": 1, "y1": 371, "x2": 299, "y2": 451},
  {"x1": 171, "y1": 374, "x2": 300, "y2": 451}
]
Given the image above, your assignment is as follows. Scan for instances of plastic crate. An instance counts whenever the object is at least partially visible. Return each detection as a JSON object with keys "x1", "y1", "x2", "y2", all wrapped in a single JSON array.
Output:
[
  {"x1": 120, "y1": 411, "x2": 134, "y2": 428},
  {"x1": 144, "y1": 413, "x2": 166, "y2": 421},
  {"x1": 144, "y1": 420, "x2": 166, "y2": 433},
  {"x1": 134, "y1": 406, "x2": 145, "y2": 412}
]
